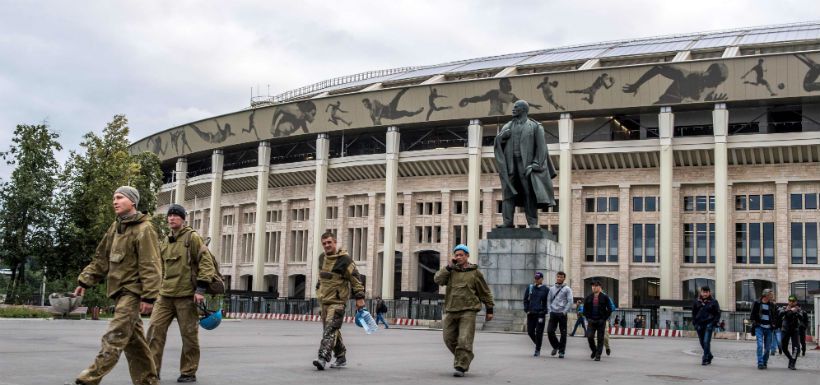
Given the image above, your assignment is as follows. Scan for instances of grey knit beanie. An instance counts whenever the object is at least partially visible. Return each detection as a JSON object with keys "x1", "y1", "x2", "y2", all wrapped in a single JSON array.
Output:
[{"x1": 115, "y1": 186, "x2": 140, "y2": 208}]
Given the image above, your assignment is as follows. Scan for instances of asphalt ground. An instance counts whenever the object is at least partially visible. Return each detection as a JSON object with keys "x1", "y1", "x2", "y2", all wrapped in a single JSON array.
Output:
[{"x1": 0, "y1": 318, "x2": 817, "y2": 385}]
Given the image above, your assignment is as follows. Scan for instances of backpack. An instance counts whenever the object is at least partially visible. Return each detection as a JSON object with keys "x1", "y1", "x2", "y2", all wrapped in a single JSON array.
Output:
[{"x1": 185, "y1": 231, "x2": 226, "y2": 295}]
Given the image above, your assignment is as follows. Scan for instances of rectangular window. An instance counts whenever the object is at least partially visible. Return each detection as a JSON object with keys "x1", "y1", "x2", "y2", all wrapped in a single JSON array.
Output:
[
  {"x1": 749, "y1": 223, "x2": 761, "y2": 264},
  {"x1": 585, "y1": 198, "x2": 595, "y2": 212},
  {"x1": 696, "y1": 196, "x2": 707, "y2": 212},
  {"x1": 416, "y1": 202, "x2": 424, "y2": 215},
  {"x1": 709, "y1": 223, "x2": 715, "y2": 264},
  {"x1": 633, "y1": 224, "x2": 643, "y2": 262},
  {"x1": 608, "y1": 224, "x2": 618, "y2": 262},
  {"x1": 596, "y1": 224, "x2": 607, "y2": 262},
  {"x1": 425, "y1": 202, "x2": 433, "y2": 215},
  {"x1": 696, "y1": 223, "x2": 708, "y2": 263},
  {"x1": 379, "y1": 203, "x2": 385, "y2": 217},
  {"x1": 762, "y1": 194, "x2": 774, "y2": 210},
  {"x1": 645, "y1": 196, "x2": 657, "y2": 212},
  {"x1": 609, "y1": 197, "x2": 619, "y2": 212},
  {"x1": 633, "y1": 197, "x2": 643, "y2": 212},
  {"x1": 454, "y1": 201, "x2": 463, "y2": 214},
  {"x1": 790, "y1": 193, "x2": 803, "y2": 210},
  {"x1": 434, "y1": 226, "x2": 442, "y2": 243},
  {"x1": 684, "y1": 224, "x2": 695, "y2": 263},
  {"x1": 807, "y1": 222, "x2": 818, "y2": 264},
  {"x1": 684, "y1": 196, "x2": 695, "y2": 212},
  {"x1": 435, "y1": 202, "x2": 442, "y2": 215},
  {"x1": 735, "y1": 195, "x2": 747, "y2": 211},
  {"x1": 646, "y1": 224, "x2": 657, "y2": 263},
  {"x1": 805, "y1": 194, "x2": 818, "y2": 210},
  {"x1": 596, "y1": 197, "x2": 607, "y2": 213},
  {"x1": 791, "y1": 222, "x2": 803, "y2": 265},
  {"x1": 379, "y1": 227, "x2": 385, "y2": 243},
  {"x1": 763, "y1": 222, "x2": 774, "y2": 264},
  {"x1": 708, "y1": 196, "x2": 715, "y2": 212},
  {"x1": 415, "y1": 226, "x2": 423, "y2": 243},
  {"x1": 749, "y1": 195, "x2": 761, "y2": 211},
  {"x1": 585, "y1": 224, "x2": 594, "y2": 262},
  {"x1": 453, "y1": 225, "x2": 463, "y2": 245},
  {"x1": 736, "y1": 223, "x2": 747, "y2": 264},
  {"x1": 397, "y1": 227, "x2": 403, "y2": 244}
]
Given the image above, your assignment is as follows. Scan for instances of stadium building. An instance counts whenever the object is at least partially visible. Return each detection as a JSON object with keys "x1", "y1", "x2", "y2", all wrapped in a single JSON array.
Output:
[{"x1": 133, "y1": 22, "x2": 820, "y2": 314}]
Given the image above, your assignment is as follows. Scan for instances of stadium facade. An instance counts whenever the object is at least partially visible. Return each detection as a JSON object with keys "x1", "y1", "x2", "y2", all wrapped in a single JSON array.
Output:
[{"x1": 132, "y1": 22, "x2": 820, "y2": 311}]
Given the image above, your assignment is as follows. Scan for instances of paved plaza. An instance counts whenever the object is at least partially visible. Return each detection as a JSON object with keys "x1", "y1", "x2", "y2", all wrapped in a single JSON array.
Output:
[{"x1": 0, "y1": 318, "x2": 816, "y2": 385}]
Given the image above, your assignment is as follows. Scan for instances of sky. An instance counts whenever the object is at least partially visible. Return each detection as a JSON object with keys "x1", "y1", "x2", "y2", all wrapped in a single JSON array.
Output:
[{"x1": 0, "y1": 0, "x2": 818, "y2": 179}]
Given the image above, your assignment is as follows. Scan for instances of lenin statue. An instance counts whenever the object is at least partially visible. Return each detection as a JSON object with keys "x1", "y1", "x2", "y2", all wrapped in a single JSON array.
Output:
[{"x1": 494, "y1": 100, "x2": 557, "y2": 228}]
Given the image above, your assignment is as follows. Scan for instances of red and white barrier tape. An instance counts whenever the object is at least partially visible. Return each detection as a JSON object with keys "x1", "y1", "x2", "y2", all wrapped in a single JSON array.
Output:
[{"x1": 607, "y1": 326, "x2": 683, "y2": 337}]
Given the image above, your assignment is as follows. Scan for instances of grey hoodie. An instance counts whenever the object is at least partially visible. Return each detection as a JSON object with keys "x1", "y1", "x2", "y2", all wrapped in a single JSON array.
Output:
[{"x1": 547, "y1": 283, "x2": 574, "y2": 314}]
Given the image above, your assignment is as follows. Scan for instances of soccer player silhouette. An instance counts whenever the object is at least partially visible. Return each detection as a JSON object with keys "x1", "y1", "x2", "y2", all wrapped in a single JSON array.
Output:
[
  {"x1": 567, "y1": 73, "x2": 614, "y2": 104},
  {"x1": 459, "y1": 78, "x2": 541, "y2": 115},
  {"x1": 242, "y1": 109, "x2": 260, "y2": 140},
  {"x1": 190, "y1": 120, "x2": 236, "y2": 143},
  {"x1": 426, "y1": 87, "x2": 452, "y2": 121},
  {"x1": 742, "y1": 59, "x2": 777, "y2": 96},
  {"x1": 795, "y1": 53, "x2": 820, "y2": 92},
  {"x1": 326, "y1": 101, "x2": 352, "y2": 127},
  {"x1": 362, "y1": 88, "x2": 424, "y2": 125}
]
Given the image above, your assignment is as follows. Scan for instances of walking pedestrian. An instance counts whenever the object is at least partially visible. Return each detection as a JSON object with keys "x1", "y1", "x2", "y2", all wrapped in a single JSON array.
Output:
[
  {"x1": 375, "y1": 296, "x2": 389, "y2": 329},
  {"x1": 750, "y1": 288, "x2": 776, "y2": 369},
  {"x1": 523, "y1": 272, "x2": 548, "y2": 356},
  {"x1": 798, "y1": 306, "x2": 808, "y2": 356},
  {"x1": 570, "y1": 300, "x2": 586, "y2": 336},
  {"x1": 583, "y1": 280, "x2": 612, "y2": 361},
  {"x1": 313, "y1": 232, "x2": 366, "y2": 370},
  {"x1": 147, "y1": 204, "x2": 218, "y2": 383},
  {"x1": 779, "y1": 295, "x2": 804, "y2": 370},
  {"x1": 434, "y1": 244, "x2": 495, "y2": 377},
  {"x1": 71, "y1": 186, "x2": 161, "y2": 385},
  {"x1": 546, "y1": 271, "x2": 573, "y2": 358},
  {"x1": 770, "y1": 295, "x2": 783, "y2": 356},
  {"x1": 692, "y1": 286, "x2": 720, "y2": 365}
]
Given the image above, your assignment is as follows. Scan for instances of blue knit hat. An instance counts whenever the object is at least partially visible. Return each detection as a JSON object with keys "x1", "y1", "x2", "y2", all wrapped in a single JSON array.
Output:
[{"x1": 453, "y1": 244, "x2": 470, "y2": 254}]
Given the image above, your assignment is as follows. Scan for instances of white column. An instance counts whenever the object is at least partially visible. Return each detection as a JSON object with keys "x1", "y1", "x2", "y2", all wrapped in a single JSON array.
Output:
[
  {"x1": 558, "y1": 113, "x2": 574, "y2": 276},
  {"x1": 713, "y1": 103, "x2": 730, "y2": 308},
  {"x1": 173, "y1": 158, "x2": 187, "y2": 204},
  {"x1": 381, "y1": 127, "x2": 400, "y2": 299},
  {"x1": 309, "y1": 134, "x2": 330, "y2": 298},
  {"x1": 466, "y1": 119, "x2": 482, "y2": 263},
  {"x1": 208, "y1": 150, "x2": 224, "y2": 266},
  {"x1": 659, "y1": 106, "x2": 675, "y2": 300},
  {"x1": 252, "y1": 142, "x2": 271, "y2": 291},
  {"x1": 277, "y1": 200, "x2": 290, "y2": 297}
]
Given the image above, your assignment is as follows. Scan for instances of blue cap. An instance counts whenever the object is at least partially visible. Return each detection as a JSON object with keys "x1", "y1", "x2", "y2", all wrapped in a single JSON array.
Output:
[{"x1": 453, "y1": 244, "x2": 470, "y2": 255}]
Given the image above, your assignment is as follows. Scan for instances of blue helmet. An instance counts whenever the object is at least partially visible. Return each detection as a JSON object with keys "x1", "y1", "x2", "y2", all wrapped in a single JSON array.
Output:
[{"x1": 199, "y1": 307, "x2": 222, "y2": 330}]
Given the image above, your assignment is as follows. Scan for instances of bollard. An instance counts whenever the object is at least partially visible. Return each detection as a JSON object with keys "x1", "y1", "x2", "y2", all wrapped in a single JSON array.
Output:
[{"x1": 92, "y1": 306, "x2": 100, "y2": 320}]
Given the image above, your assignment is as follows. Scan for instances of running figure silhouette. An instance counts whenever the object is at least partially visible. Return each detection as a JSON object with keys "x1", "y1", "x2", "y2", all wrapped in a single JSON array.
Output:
[
  {"x1": 326, "y1": 101, "x2": 352, "y2": 127},
  {"x1": 426, "y1": 87, "x2": 452, "y2": 121},
  {"x1": 190, "y1": 120, "x2": 236, "y2": 143},
  {"x1": 536, "y1": 76, "x2": 565, "y2": 111},
  {"x1": 622, "y1": 63, "x2": 729, "y2": 104},
  {"x1": 362, "y1": 88, "x2": 423, "y2": 125},
  {"x1": 567, "y1": 73, "x2": 614, "y2": 104},
  {"x1": 242, "y1": 109, "x2": 260, "y2": 140},
  {"x1": 459, "y1": 78, "x2": 541, "y2": 116},
  {"x1": 169, "y1": 127, "x2": 192, "y2": 155},
  {"x1": 795, "y1": 53, "x2": 820, "y2": 92},
  {"x1": 147, "y1": 135, "x2": 167, "y2": 156},
  {"x1": 742, "y1": 59, "x2": 777, "y2": 96}
]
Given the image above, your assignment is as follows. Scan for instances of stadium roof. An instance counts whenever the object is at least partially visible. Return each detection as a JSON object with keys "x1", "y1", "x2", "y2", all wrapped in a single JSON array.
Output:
[{"x1": 252, "y1": 21, "x2": 820, "y2": 106}]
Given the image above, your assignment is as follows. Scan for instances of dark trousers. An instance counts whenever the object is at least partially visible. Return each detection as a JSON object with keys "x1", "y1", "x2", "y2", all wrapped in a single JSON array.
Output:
[
  {"x1": 799, "y1": 327, "x2": 806, "y2": 354},
  {"x1": 526, "y1": 313, "x2": 546, "y2": 351},
  {"x1": 695, "y1": 324, "x2": 714, "y2": 363},
  {"x1": 547, "y1": 312, "x2": 568, "y2": 353},
  {"x1": 571, "y1": 316, "x2": 586, "y2": 335},
  {"x1": 781, "y1": 330, "x2": 801, "y2": 363},
  {"x1": 587, "y1": 319, "x2": 607, "y2": 356}
]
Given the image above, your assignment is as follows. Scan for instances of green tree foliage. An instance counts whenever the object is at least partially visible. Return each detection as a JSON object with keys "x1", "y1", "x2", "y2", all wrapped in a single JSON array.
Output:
[{"x1": 0, "y1": 124, "x2": 62, "y2": 304}]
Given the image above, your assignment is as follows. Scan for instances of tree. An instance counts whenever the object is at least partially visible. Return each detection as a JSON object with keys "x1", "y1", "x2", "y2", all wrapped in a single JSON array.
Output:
[{"x1": 0, "y1": 124, "x2": 62, "y2": 304}]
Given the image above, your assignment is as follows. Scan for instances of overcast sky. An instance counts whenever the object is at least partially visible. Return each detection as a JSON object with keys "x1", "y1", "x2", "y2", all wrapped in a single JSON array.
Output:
[{"x1": 0, "y1": 0, "x2": 818, "y2": 179}]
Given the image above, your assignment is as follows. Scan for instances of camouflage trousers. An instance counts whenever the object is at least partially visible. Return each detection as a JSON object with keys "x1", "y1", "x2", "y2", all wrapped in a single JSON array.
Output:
[
  {"x1": 76, "y1": 293, "x2": 158, "y2": 385},
  {"x1": 146, "y1": 296, "x2": 200, "y2": 378},
  {"x1": 443, "y1": 310, "x2": 477, "y2": 372},
  {"x1": 317, "y1": 303, "x2": 347, "y2": 361}
]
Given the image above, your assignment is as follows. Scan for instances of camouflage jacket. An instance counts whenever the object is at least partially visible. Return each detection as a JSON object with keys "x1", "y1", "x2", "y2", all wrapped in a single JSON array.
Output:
[
  {"x1": 316, "y1": 249, "x2": 365, "y2": 305},
  {"x1": 159, "y1": 226, "x2": 216, "y2": 297},
  {"x1": 434, "y1": 264, "x2": 495, "y2": 313},
  {"x1": 78, "y1": 212, "x2": 162, "y2": 303}
]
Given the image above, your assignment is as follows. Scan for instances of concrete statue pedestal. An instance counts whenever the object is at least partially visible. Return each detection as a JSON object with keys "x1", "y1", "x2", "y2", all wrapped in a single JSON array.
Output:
[{"x1": 477, "y1": 228, "x2": 563, "y2": 331}]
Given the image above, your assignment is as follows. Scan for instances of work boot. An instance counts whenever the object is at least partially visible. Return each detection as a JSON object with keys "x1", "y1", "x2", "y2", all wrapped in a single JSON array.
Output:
[
  {"x1": 453, "y1": 368, "x2": 465, "y2": 377},
  {"x1": 313, "y1": 358, "x2": 327, "y2": 371},
  {"x1": 551, "y1": 349, "x2": 558, "y2": 356},
  {"x1": 330, "y1": 357, "x2": 347, "y2": 368},
  {"x1": 177, "y1": 374, "x2": 196, "y2": 383},
  {"x1": 606, "y1": 348, "x2": 611, "y2": 356}
]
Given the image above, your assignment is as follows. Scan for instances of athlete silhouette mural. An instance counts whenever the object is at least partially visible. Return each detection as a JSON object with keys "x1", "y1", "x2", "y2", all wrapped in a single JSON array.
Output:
[
  {"x1": 459, "y1": 78, "x2": 541, "y2": 115},
  {"x1": 242, "y1": 109, "x2": 260, "y2": 140},
  {"x1": 795, "y1": 53, "x2": 820, "y2": 92},
  {"x1": 567, "y1": 73, "x2": 614, "y2": 104},
  {"x1": 147, "y1": 135, "x2": 167, "y2": 156},
  {"x1": 426, "y1": 87, "x2": 452, "y2": 121},
  {"x1": 536, "y1": 76, "x2": 565, "y2": 111},
  {"x1": 622, "y1": 63, "x2": 729, "y2": 104},
  {"x1": 271, "y1": 101, "x2": 317, "y2": 137},
  {"x1": 326, "y1": 101, "x2": 352, "y2": 127},
  {"x1": 362, "y1": 88, "x2": 424, "y2": 125},
  {"x1": 190, "y1": 120, "x2": 236, "y2": 143},
  {"x1": 742, "y1": 59, "x2": 777, "y2": 96},
  {"x1": 169, "y1": 127, "x2": 192, "y2": 155}
]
